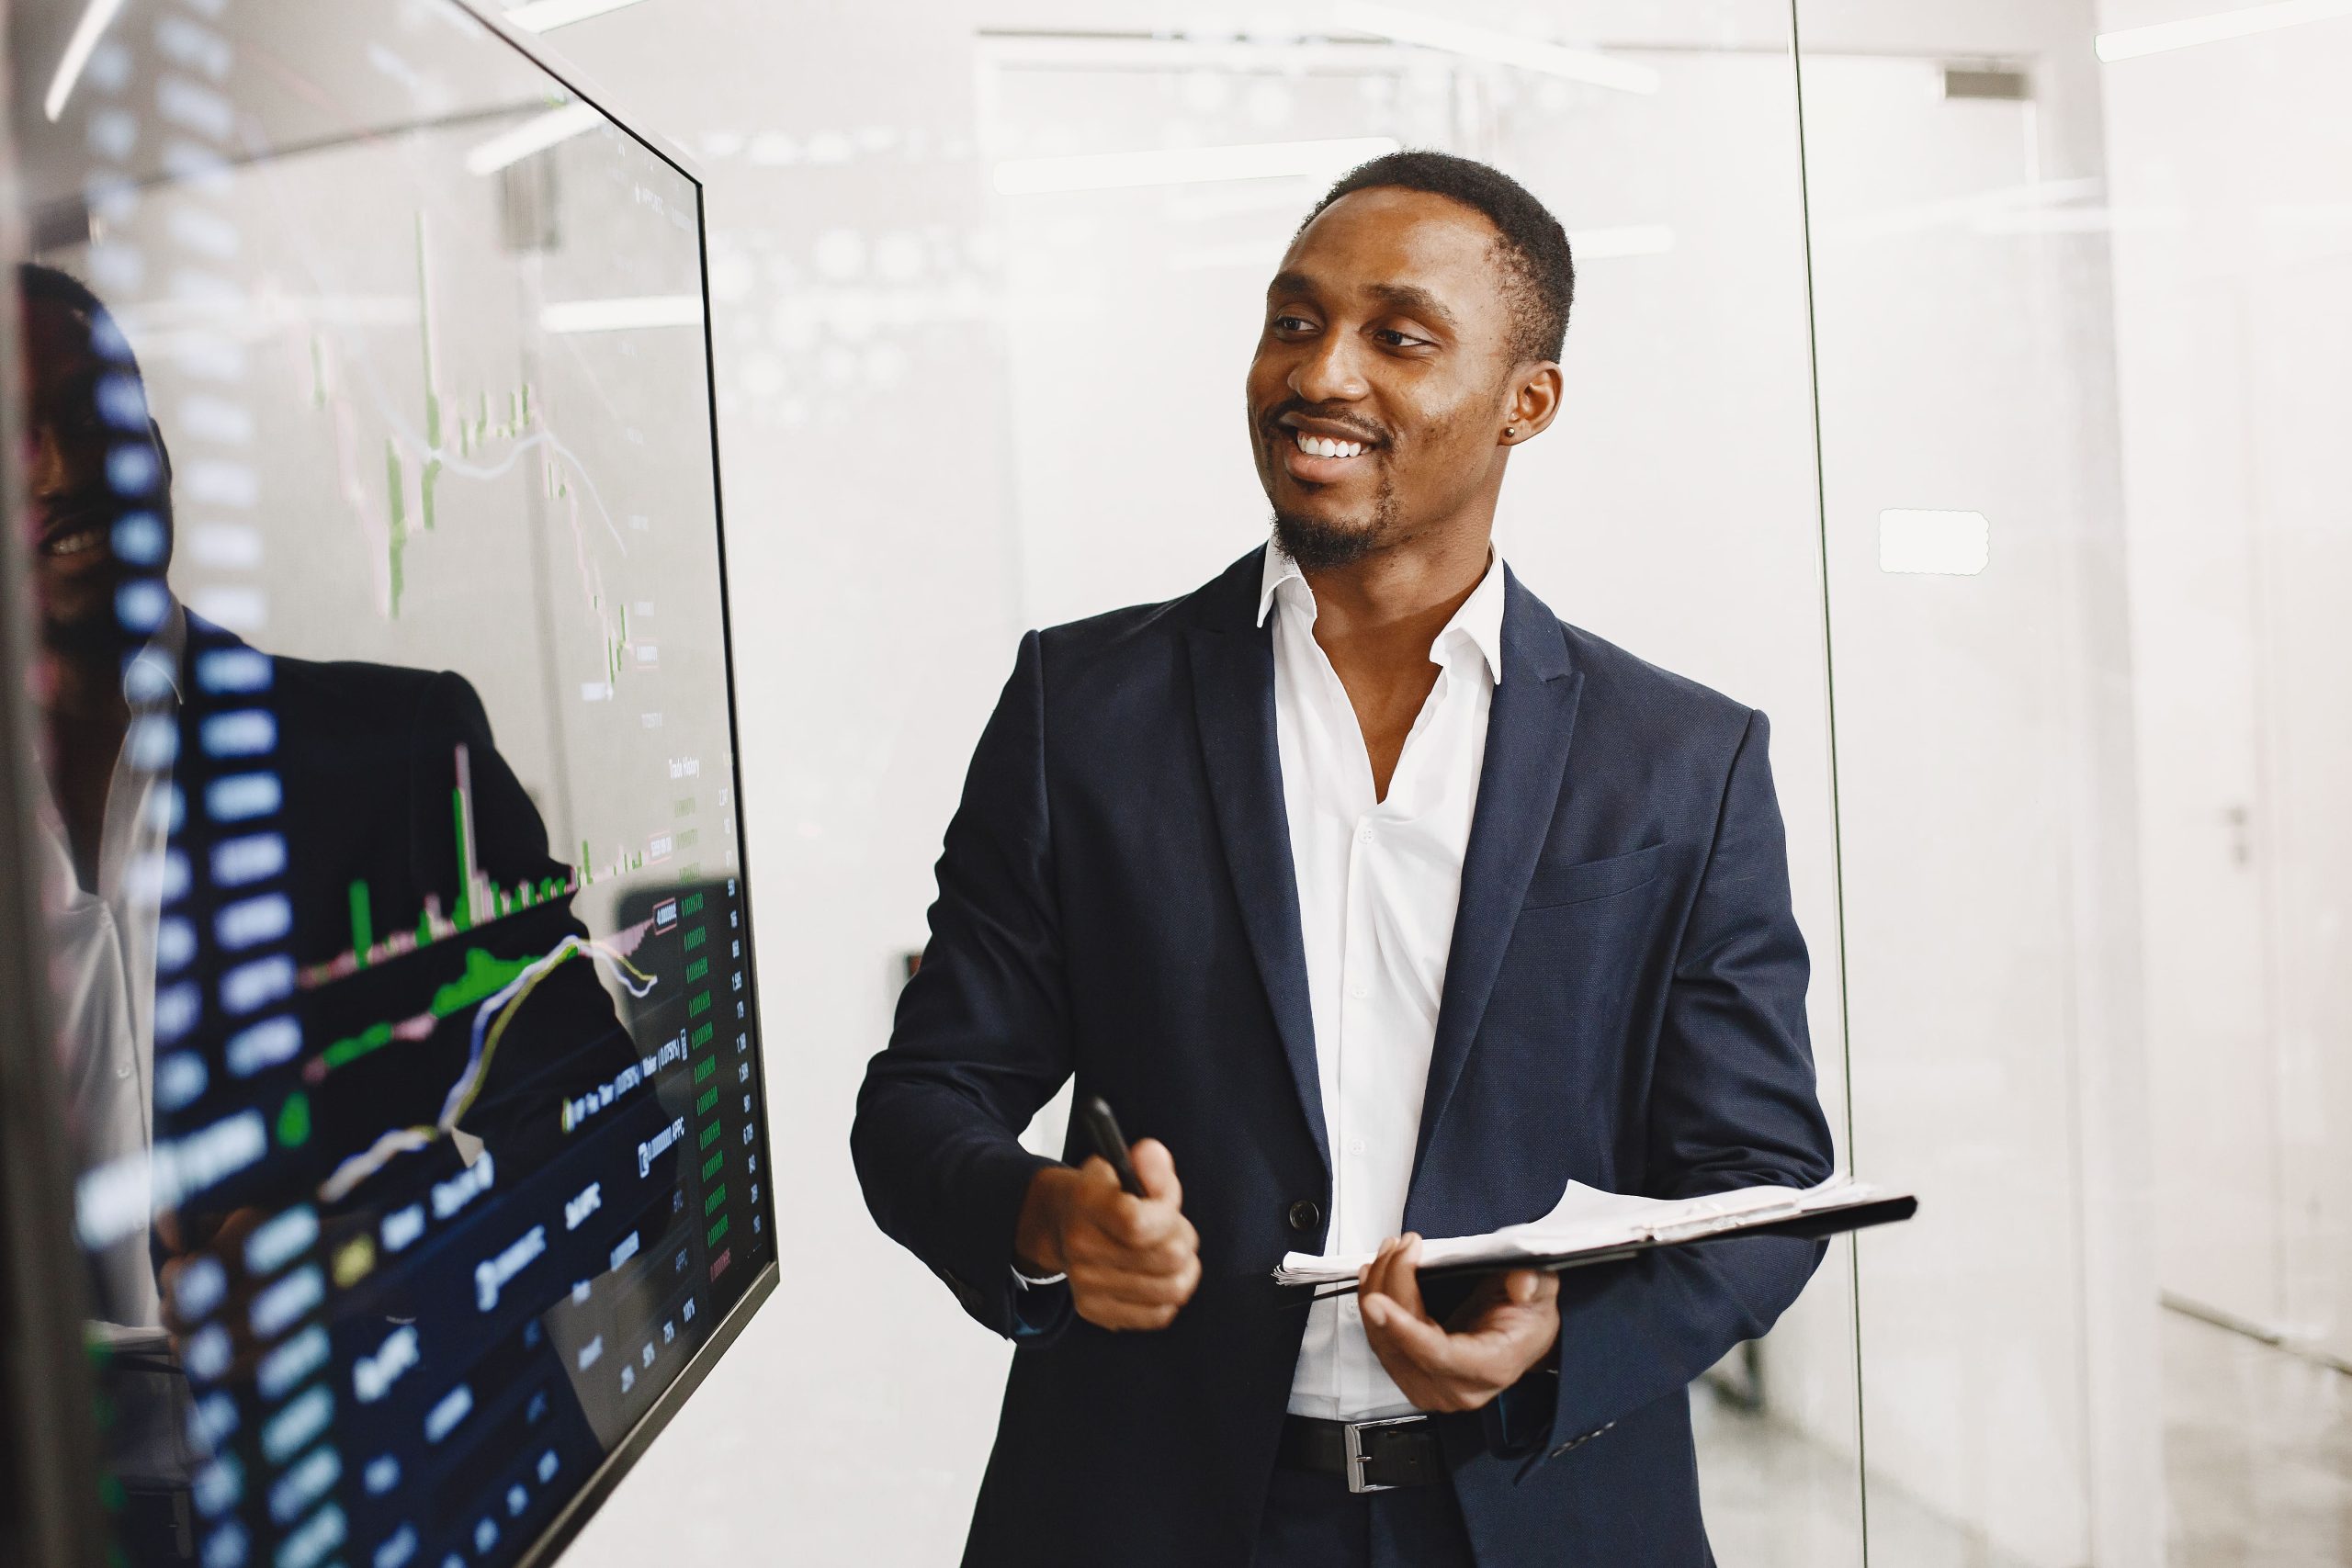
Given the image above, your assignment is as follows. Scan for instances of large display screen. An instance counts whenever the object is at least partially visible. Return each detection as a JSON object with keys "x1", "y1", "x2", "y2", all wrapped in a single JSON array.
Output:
[{"x1": 5, "y1": 3, "x2": 775, "y2": 1564}]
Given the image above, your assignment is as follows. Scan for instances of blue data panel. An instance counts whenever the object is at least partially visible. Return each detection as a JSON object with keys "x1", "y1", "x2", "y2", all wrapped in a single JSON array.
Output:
[{"x1": 8, "y1": 5, "x2": 773, "y2": 1565}]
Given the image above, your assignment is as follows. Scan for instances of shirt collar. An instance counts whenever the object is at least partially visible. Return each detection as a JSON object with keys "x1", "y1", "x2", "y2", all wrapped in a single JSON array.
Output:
[
  {"x1": 1256, "y1": 542, "x2": 1309, "y2": 626},
  {"x1": 1257, "y1": 539, "x2": 1508, "y2": 686},
  {"x1": 121, "y1": 599, "x2": 187, "y2": 709}
]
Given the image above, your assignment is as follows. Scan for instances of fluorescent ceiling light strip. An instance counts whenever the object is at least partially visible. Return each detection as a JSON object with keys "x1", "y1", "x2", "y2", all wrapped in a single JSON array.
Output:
[
  {"x1": 465, "y1": 102, "x2": 604, "y2": 176},
  {"x1": 995, "y1": 136, "x2": 1399, "y2": 196},
  {"x1": 1334, "y1": 0, "x2": 1659, "y2": 94},
  {"x1": 2096, "y1": 0, "x2": 2352, "y2": 61},
  {"x1": 44, "y1": 0, "x2": 130, "y2": 121},
  {"x1": 540, "y1": 295, "x2": 704, "y2": 333},
  {"x1": 504, "y1": 0, "x2": 649, "y2": 30},
  {"x1": 1829, "y1": 176, "x2": 2101, "y2": 243}
]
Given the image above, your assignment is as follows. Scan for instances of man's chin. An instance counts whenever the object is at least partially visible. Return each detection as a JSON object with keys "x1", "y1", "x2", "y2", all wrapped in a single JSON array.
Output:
[
  {"x1": 1272, "y1": 508, "x2": 1384, "y2": 572},
  {"x1": 38, "y1": 602, "x2": 137, "y2": 663}
]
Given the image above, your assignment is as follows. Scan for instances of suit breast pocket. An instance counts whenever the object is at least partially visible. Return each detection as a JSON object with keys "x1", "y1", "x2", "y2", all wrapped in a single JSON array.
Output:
[{"x1": 1520, "y1": 841, "x2": 1672, "y2": 911}]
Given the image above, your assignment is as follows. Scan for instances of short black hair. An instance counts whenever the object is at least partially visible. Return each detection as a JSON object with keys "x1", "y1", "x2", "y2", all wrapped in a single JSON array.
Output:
[
  {"x1": 17, "y1": 260, "x2": 141, "y2": 373},
  {"x1": 1295, "y1": 150, "x2": 1575, "y2": 365}
]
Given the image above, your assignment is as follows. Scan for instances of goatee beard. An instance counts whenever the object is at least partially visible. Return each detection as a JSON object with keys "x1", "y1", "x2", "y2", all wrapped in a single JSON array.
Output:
[
  {"x1": 40, "y1": 606, "x2": 137, "y2": 664},
  {"x1": 1272, "y1": 511, "x2": 1371, "y2": 570},
  {"x1": 1272, "y1": 486, "x2": 1400, "y2": 572}
]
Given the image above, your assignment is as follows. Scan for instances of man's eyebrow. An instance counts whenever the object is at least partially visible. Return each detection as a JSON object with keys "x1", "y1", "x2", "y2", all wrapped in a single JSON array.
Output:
[
  {"x1": 1365, "y1": 281, "x2": 1459, "y2": 333},
  {"x1": 1265, "y1": 271, "x2": 1459, "y2": 333}
]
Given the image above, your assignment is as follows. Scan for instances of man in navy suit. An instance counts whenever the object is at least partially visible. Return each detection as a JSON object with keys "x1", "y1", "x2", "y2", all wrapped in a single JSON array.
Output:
[{"x1": 853, "y1": 152, "x2": 1835, "y2": 1567}]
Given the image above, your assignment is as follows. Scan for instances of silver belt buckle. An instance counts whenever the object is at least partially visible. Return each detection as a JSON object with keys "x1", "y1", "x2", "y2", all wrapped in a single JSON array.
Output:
[{"x1": 1342, "y1": 1416, "x2": 1422, "y2": 1495}]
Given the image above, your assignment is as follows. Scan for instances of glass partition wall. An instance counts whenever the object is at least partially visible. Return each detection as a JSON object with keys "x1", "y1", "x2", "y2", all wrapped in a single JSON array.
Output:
[
  {"x1": 844, "y1": 3, "x2": 2352, "y2": 1562},
  {"x1": 1795, "y1": 1, "x2": 2352, "y2": 1563}
]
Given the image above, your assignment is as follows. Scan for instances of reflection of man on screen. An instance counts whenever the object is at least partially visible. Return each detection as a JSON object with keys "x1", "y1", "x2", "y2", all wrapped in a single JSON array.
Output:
[
  {"x1": 20, "y1": 264, "x2": 627, "y2": 1562},
  {"x1": 21, "y1": 262, "x2": 203, "y2": 1548}
]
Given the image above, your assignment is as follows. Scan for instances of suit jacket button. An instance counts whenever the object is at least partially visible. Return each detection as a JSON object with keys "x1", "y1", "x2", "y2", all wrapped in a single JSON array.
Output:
[{"x1": 1286, "y1": 1200, "x2": 1321, "y2": 1234}]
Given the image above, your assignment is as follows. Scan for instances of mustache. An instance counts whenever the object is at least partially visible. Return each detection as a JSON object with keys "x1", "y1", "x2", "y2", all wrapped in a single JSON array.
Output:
[
  {"x1": 1259, "y1": 400, "x2": 1389, "y2": 446},
  {"x1": 28, "y1": 496, "x2": 114, "y2": 543}
]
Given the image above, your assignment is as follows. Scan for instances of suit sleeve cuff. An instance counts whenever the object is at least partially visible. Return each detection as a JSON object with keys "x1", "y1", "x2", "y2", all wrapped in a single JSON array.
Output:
[{"x1": 1006, "y1": 1267, "x2": 1074, "y2": 1341}]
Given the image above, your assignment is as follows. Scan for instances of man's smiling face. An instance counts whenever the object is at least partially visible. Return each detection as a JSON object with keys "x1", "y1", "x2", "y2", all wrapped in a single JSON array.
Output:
[
  {"x1": 18, "y1": 291, "x2": 172, "y2": 654},
  {"x1": 1246, "y1": 185, "x2": 1530, "y2": 569}
]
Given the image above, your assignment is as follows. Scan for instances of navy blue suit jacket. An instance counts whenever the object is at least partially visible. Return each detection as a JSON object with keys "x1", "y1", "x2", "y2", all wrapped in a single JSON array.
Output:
[{"x1": 853, "y1": 548, "x2": 1835, "y2": 1566}]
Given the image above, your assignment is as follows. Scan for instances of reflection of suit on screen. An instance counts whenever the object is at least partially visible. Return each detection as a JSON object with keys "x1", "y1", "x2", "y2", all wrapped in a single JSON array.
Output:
[
  {"x1": 90, "y1": 615, "x2": 635, "y2": 1559},
  {"x1": 158, "y1": 612, "x2": 629, "y2": 1189}
]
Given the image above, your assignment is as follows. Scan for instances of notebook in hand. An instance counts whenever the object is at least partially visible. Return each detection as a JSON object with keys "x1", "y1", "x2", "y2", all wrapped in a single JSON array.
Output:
[{"x1": 1272, "y1": 1173, "x2": 1916, "y2": 1296}]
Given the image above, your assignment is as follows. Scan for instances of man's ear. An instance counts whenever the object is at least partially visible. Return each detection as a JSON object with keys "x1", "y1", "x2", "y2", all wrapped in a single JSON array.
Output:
[
  {"x1": 149, "y1": 416, "x2": 172, "y2": 487},
  {"x1": 1499, "y1": 363, "x2": 1564, "y2": 446}
]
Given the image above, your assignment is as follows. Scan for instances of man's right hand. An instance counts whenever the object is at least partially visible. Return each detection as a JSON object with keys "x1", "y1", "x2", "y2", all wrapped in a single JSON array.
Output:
[{"x1": 1013, "y1": 1138, "x2": 1200, "y2": 1331}]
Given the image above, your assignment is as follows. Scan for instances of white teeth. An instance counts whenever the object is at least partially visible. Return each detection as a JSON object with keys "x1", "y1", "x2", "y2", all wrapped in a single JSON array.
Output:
[
  {"x1": 47, "y1": 528, "x2": 104, "y2": 557},
  {"x1": 1294, "y1": 431, "x2": 1366, "y2": 459}
]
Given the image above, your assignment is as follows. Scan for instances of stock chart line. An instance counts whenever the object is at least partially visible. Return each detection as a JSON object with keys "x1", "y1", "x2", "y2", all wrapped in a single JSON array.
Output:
[
  {"x1": 294, "y1": 204, "x2": 661, "y2": 710},
  {"x1": 545, "y1": 454, "x2": 639, "y2": 696},
  {"x1": 438, "y1": 931, "x2": 656, "y2": 1130},
  {"x1": 314, "y1": 946, "x2": 550, "y2": 1076},
  {"x1": 316, "y1": 925, "x2": 657, "y2": 1204},
  {"x1": 307, "y1": 210, "x2": 556, "y2": 619},
  {"x1": 251, "y1": 130, "x2": 644, "y2": 621}
]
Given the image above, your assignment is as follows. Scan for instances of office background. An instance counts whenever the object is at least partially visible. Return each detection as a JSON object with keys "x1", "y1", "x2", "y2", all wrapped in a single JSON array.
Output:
[{"x1": 32, "y1": 1, "x2": 2335, "y2": 1563}]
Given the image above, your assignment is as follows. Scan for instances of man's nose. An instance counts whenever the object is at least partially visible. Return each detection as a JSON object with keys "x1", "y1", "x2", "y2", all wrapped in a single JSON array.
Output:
[
  {"x1": 23, "y1": 423, "x2": 66, "y2": 497},
  {"x1": 1289, "y1": 330, "x2": 1367, "y2": 407}
]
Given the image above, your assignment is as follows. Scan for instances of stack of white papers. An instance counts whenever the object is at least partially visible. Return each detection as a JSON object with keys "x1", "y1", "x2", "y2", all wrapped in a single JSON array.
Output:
[{"x1": 1272, "y1": 1173, "x2": 1889, "y2": 1289}]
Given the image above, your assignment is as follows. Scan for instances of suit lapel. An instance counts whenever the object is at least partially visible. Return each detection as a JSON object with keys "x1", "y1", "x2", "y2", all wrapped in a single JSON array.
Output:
[
  {"x1": 1185, "y1": 555, "x2": 1329, "y2": 1174},
  {"x1": 1410, "y1": 570, "x2": 1582, "y2": 1185}
]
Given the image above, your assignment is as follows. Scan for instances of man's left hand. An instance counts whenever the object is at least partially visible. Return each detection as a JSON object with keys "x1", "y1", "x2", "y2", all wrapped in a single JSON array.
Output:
[{"x1": 1357, "y1": 1234, "x2": 1560, "y2": 1413}]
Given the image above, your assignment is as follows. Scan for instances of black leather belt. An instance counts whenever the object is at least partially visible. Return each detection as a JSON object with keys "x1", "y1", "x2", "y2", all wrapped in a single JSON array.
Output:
[{"x1": 1277, "y1": 1414, "x2": 1443, "y2": 1493}]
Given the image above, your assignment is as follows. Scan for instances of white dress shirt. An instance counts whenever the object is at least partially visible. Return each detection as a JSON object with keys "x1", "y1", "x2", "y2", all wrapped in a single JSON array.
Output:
[
  {"x1": 1263, "y1": 542, "x2": 1505, "y2": 1422},
  {"x1": 45, "y1": 603, "x2": 187, "y2": 1334},
  {"x1": 40, "y1": 606, "x2": 205, "y2": 1484}
]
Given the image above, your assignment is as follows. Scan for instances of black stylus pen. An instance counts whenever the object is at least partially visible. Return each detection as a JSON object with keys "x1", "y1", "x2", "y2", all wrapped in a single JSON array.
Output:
[{"x1": 1077, "y1": 1094, "x2": 1148, "y2": 1198}]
